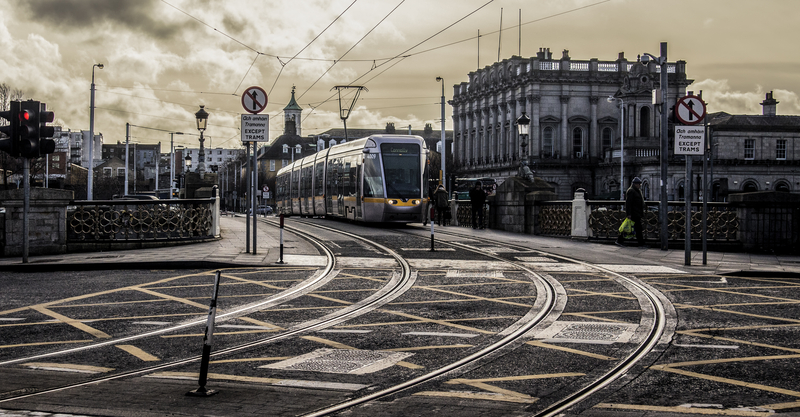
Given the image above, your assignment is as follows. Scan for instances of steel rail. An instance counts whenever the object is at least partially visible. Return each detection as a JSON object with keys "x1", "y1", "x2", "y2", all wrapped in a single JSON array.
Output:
[
  {"x1": 0, "y1": 219, "x2": 414, "y2": 405},
  {"x1": 300, "y1": 226, "x2": 559, "y2": 417},
  {"x1": 425, "y1": 227, "x2": 670, "y2": 417}
]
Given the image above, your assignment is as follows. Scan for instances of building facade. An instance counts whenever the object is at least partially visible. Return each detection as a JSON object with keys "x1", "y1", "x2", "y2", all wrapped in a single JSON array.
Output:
[{"x1": 450, "y1": 48, "x2": 692, "y2": 200}]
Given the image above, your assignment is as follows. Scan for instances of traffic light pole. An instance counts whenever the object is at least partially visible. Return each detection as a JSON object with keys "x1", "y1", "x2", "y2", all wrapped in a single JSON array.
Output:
[{"x1": 22, "y1": 157, "x2": 30, "y2": 263}]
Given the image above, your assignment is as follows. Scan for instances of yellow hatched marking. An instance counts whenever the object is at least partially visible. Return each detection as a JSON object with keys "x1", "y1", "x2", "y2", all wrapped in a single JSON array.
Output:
[
  {"x1": 665, "y1": 354, "x2": 800, "y2": 368},
  {"x1": 149, "y1": 371, "x2": 283, "y2": 384},
  {"x1": 0, "y1": 340, "x2": 91, "y2": 349},
  {"x1": 567, "y1": 289, "x2": 637, "y2": 300},
  {"x1": 651, "y1": 365, "x2": 800, "y2": 398},
  {"x1": 385, "y1": 344, "x2": 473, "y2": 352},
  {"x1": 23, "y1": 362, "x2": 114, "y2": 373},
  {"x1": 560, "y1": 313, "x2": 630, "y2": 323},
  {"x1": 763, "y1": 401, "x2": 800, "y2": 411},
  {"x1": 675, "y1": 331, "x2": 800, "y2": 354},
  {"x1": 301, "y1": 336, "x2": 423, "y2": 369},
  {"x1": 380, "y1": 310, "x2": 496, "y2": 335},
  {"x1": 410, "y1": 286, "x2": 534, "y2": 308},
  {"x1": 447, "y1": 373, "x2": 585, "y2": 384},
  {"x1": 594, "y1": 403, "x2": 774, "y2": 416},
  {"x1": 132, "y1": 287, "x2": 210, "y2": 310},
  {"x1": 413, "y1": 391, "x2": 537, "y2": 404},
  {"x1": 674, "y1": 303, "x2": 800, "y2": 324},
  {"x1": 116, "y1": 345, "x2": 159, "y2": 361},
  {"x1": 31, "y1": 306, "x2": 110, "y2": 339},
  {"x1": 527, "y1": 341, "x2": 617, "y2": 360},
  {"x1": 454, "y1": 381, "x2": 535, "y2": 400},
  {"x1": 238, "y1": 316, "x2": 284, "y2": 331},
  {"x1": 161, "y1": 329, "x2": 277, "y2": 338},
  {"x1": 222, "y1": 274, "x2": 288, "y2": 291},
  {"x1": 211, "y1": 357, "x2": 291, "y2": 364},
  {"x1": 0, "y1": 270, "x2": 213, "y2": 316}
]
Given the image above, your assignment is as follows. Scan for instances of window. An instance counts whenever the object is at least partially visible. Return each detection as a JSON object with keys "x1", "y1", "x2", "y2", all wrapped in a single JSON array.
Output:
[
  {"x1": 602, "y1": 127, "x2": 612, "y2": 150},
  {"x1": 542, "y1": 127, "x2": 553, "y2": 157},
  {"x1": 270, "y1": 160, "x2": 276, "y2": 172},
  {"x1": 282, "y1": 144, "x2": 289, "y2": 153},
  {"x1": 53, "y1": 163, "x2": 60, "y2": 169},
  {"x1": 52, "y1": 155, "x2": 60, "y2": 161},
  {"x1": 777, "y1": 139, "x2": 786, "y2": 160},
  {"x1": 282, "y1": 159, "x2": 288, "y2": 167},
  {"x1": 103, "y1": 167, "x2": 112, "y2": 177},
  {"x1": 640, "y1": 106, "x2": 650, "y2": 137},
  {"x1": 572, "y1": 127, "x2": 583, "y2": 158},
  {"x1": 117, "y1": 168, "x2": 126, "y2": 177},
  {"x1": 744, "y1": 139, "x2": 755, "y2": 160}
]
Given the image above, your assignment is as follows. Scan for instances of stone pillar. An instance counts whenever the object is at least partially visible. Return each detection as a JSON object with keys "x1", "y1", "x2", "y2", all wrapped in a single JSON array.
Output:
[
  {"x1": 571, "y1": 189, "x2": 591, "y2": 239},
  {"x1": 1, "y1": 188, "x2": 74, "y2": 256}
]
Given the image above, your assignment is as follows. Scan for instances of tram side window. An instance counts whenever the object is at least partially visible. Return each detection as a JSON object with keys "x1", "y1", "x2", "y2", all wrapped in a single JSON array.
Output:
[
  {"x1": 301, "y1": 166, "x2": 313, "y2": 198},
  {"x1": 342, "y1": 160, "x2": 351, "y2": 196},
  {"x1": 349, "y1": 158, "x2": 358, "y2": 196},
  {"x1": 291, "y1": 170, "x2": 300, "y2": 199},
  {"x1": 315, "y1": 162, "x2": 324, "y2": 196},
  {"x1": 327, "y1": 159, "x2": 337, "y2": 197},
  {"x1": 363, "y1": 154, "x2": 383, "y2": 198}
]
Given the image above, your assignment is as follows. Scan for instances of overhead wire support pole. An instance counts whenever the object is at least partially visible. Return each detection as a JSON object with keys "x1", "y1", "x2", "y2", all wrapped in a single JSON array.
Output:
[{"x1": 332, "y1": 86, "x2": 367, "y2": 142}]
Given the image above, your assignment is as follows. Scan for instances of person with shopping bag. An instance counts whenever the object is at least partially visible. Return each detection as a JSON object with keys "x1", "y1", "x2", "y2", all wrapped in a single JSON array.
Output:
[{"x1": 616, "y1": 177, "x2": 646, "y2": 247}]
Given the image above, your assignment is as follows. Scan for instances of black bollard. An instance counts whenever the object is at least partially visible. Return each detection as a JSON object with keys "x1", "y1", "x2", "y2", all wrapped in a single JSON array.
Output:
[{"x1": 186, "y1": 271, "x2": 222, "y2": 397}]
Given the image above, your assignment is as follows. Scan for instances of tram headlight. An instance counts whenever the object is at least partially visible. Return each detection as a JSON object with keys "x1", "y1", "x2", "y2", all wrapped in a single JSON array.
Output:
[
  {"x1": 412, "y1": 199, "x2": 421, "y2": 205},
  {"x1": 388, "y1": 199, "x2": 398, "y2": 205}
]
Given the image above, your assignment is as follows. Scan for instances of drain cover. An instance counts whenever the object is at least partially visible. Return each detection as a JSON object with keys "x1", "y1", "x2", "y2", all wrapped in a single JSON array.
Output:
[
  {"x1": 536, "y1": 321, "x2": 637, "y2": 344},
  {"x1": 261, "y1": 348, "x2": 413, "y2": 375}
]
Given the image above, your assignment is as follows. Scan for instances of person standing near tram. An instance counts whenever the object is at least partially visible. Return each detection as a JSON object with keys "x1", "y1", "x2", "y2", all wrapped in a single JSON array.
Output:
[{"x1": 469, "y1": 181, "x2": 486, "y2": 229}]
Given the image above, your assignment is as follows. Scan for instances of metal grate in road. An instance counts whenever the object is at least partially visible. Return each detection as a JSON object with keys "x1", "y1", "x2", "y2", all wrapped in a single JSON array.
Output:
[{"x1": 262, "y1": 348, "x2": 413, "y2": 375}]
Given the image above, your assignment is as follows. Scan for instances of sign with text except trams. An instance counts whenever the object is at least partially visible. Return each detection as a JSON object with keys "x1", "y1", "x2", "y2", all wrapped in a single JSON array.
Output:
[{"x1": 241, "y1": 114, "x2": 269, "y2": 142}]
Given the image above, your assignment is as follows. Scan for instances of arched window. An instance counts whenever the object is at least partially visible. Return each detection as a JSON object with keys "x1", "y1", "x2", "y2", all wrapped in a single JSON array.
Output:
[
  {"x1": 572, "y1": 127, "x2": 584, "y2": 158},
  {"x1": 742, "y1": 181, "x2": 758, "y2": 192},
  {"x1": 678, "y1": 180, "x2": 686, "y2": 201},
  {"x1": 640, "y1": 106, "x2": 651, "y2": 137},
  {"x1": 642, "y1": 181, "x2": 650, "y2": 200},
  {"x1": 602, "y1": 127, "x2": 613, "y2": 150},
  {"x1": 775, "y1": 181, "x2": 791, "y2": 192},
  {"x1": 543, "y1": 127, "x2": 553, "y2": 158}
]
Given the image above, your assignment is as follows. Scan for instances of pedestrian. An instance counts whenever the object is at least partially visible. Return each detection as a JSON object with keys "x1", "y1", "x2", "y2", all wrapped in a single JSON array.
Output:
[
  {"x1": 469, "y1": 181, "x2": 486, "y2": 229},
  {"x1": 617, "y1": 177, "x2": 646, "y2": 247},
  {"x1": 433, "y1": 184, "x2": 449, "y2": 226}
]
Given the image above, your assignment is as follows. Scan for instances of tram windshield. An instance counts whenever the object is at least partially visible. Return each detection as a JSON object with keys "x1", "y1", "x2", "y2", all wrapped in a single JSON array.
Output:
[{"x1": 380, "y1": 143, "x2": 421, "y2": 199}]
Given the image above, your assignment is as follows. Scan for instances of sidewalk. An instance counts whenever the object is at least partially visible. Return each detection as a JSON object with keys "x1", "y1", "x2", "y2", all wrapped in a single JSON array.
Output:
[{"x1": 2, "y1": 216, "x2": 798, "y2": 277}]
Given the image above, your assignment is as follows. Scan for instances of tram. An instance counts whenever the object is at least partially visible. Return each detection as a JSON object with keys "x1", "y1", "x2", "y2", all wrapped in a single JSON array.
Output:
[{"x1": 275, "y1": 135, "x2": 428, "y2": 223}]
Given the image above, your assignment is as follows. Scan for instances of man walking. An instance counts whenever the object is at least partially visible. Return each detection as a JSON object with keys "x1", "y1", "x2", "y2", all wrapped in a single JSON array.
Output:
[
  {"x1": 434, "y1": 185, "x2": 449, "y2": 226},
  {"x1": 469, "y1": 182, "x2": 486, "y2": 229},
  {"x1": 617, "y1": 177, "x2": 646, "y2": 247}
]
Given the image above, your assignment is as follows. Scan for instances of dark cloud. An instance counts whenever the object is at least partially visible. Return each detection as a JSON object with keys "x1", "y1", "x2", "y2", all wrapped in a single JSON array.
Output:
[{"x1": 13, "y1": 0, "x2": 183, "y2": 39}]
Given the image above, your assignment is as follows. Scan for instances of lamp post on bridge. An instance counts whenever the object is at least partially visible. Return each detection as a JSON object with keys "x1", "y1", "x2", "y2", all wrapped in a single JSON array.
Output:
[{"x1": 642, "y1": 42, "x2": 669, "y2": 251}]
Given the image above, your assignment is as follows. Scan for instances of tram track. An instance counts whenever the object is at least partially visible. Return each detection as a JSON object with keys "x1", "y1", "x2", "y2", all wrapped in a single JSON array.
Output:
[
  {"x1": 415, "y1": 225, "x2": 673, "y2": 416},
  {"x1": 0, "y1": 219, "x2": 415, "y2": 406}
]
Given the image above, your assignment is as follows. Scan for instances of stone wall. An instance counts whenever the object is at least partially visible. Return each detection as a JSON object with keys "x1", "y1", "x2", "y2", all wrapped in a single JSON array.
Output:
[
  {"x1": 489, "y1": 176, "x2": 556, "y2": 233},
  {"x1": 0, "y1": 188, "x2": 74, "y2": 256}
]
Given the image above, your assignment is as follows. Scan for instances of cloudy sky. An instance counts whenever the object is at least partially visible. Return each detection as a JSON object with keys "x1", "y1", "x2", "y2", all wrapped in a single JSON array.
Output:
[{"x1": 1, "y1": 0, "x2": 797, "y2": 151}]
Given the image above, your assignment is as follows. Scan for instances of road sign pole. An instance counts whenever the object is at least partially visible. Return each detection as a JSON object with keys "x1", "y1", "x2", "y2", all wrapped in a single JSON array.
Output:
[
  {"x1": 245, "y1": 142, "x2": 251, "y2": 254},
  {"x1": 685, "y1": 155, "x2": 692, "y2": 266}
]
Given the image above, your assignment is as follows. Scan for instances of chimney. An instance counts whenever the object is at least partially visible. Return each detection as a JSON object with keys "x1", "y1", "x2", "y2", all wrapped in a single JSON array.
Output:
[{"x1": 761, "y1": 91, "x2": 779, "y2": 116}]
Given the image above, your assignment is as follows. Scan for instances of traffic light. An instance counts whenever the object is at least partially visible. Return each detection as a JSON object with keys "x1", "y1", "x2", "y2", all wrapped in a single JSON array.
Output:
[
  {"x1": 18, "y1": 100, "x2": 40, "y2": 158},
  {"x1": 38, "y1": 103, "x2": 56, "y2": 155},
  {"x1": 0, "y1": 101, "x2": 21, "y2": 157}
]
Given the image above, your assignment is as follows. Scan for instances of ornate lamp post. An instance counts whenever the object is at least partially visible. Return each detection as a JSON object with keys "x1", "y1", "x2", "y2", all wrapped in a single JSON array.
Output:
[
  {"x1": 195, "y1": 105, "x2": 209, "y2": 178},
  {"x1": 515, "y1": 112, "x2": 534, "y2": 181},
  {"x1": 88, "y1": 63, "x2": 103, "y2": 200}
]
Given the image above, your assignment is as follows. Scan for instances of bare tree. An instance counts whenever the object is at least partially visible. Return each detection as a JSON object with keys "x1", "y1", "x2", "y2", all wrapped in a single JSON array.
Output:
[{"x1": 0, "y1": 83, "x2": 25, "y2": 189}]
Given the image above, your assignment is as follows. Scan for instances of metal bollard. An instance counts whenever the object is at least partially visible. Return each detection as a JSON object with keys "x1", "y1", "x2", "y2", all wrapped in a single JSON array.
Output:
[
  {"x1": 186, "y1": 270, "x2": 222, "y2": 397},
  {"x1": 430, "y1": 206, "x2": 435, "y2": 252},
  {"x1": 277, "y1": 213, "x2": 285, "y2": 264}
]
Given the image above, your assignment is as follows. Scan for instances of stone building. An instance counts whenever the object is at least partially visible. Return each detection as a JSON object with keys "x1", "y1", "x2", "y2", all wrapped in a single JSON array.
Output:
[
  {"x1": 707, "y1": 91, "x2": 800, "y2": 200},
  {"x1": 450, "y1": 48, "x2": 692, "y2": 200}
]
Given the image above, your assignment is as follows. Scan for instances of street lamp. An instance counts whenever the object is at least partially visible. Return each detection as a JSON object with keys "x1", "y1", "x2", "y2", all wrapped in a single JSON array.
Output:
[
  {"x1": 185, "y1": 155, "x2": 192, "y2": 172},
  {"x1": 436, "y1": 76, "x2": 446, "y2": 187},
  {"x1": 642, "y1": 42, "x2": 669, "y2": 250},
  {"x1": 515, "y1": 112, "x2": 533, "y2": 181},
  {"x1": 608, "y1": 96, "x2": 625, "y2": 200},
  {"x1": 195, "y1": 105, "x2": 209, "y2": 178},
  {"x1": 88, "y1": 63, "x2": 103, "y2": 200}
]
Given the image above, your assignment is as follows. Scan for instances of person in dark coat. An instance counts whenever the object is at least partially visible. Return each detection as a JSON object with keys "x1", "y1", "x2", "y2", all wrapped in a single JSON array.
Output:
[
  {"x1": 469, "y1": 182, "x2": 486, "y2": 229},
  {"x1": 617, "y1": 177, "x2": 646, "y2": 246},
  {"x1": 433, "y1": 185, "x2": 449, "y2": 226}
]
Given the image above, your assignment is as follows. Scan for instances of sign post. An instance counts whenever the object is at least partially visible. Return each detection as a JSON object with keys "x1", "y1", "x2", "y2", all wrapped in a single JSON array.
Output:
[
  {"x1": 240, "y1": 87, "x2": 268, "y2": 255},
  {"x1": 674, "y1": 94, "x2": 707, "y2": 266}
]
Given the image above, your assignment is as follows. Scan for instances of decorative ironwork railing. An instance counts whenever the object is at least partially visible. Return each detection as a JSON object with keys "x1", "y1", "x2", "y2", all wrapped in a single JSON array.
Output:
[
  {"x1": 538, "y1": 202, "x2": 572, "y2": 236},
  {"x1": 67, "y1": 199, "x2": 216, "y2": 242},
  {"x1": 455, "y1": 201, "x2": 488, "y2": 228},
  {"x1": 587, "y1": 201, "x2": 738, "y2": 242}
]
